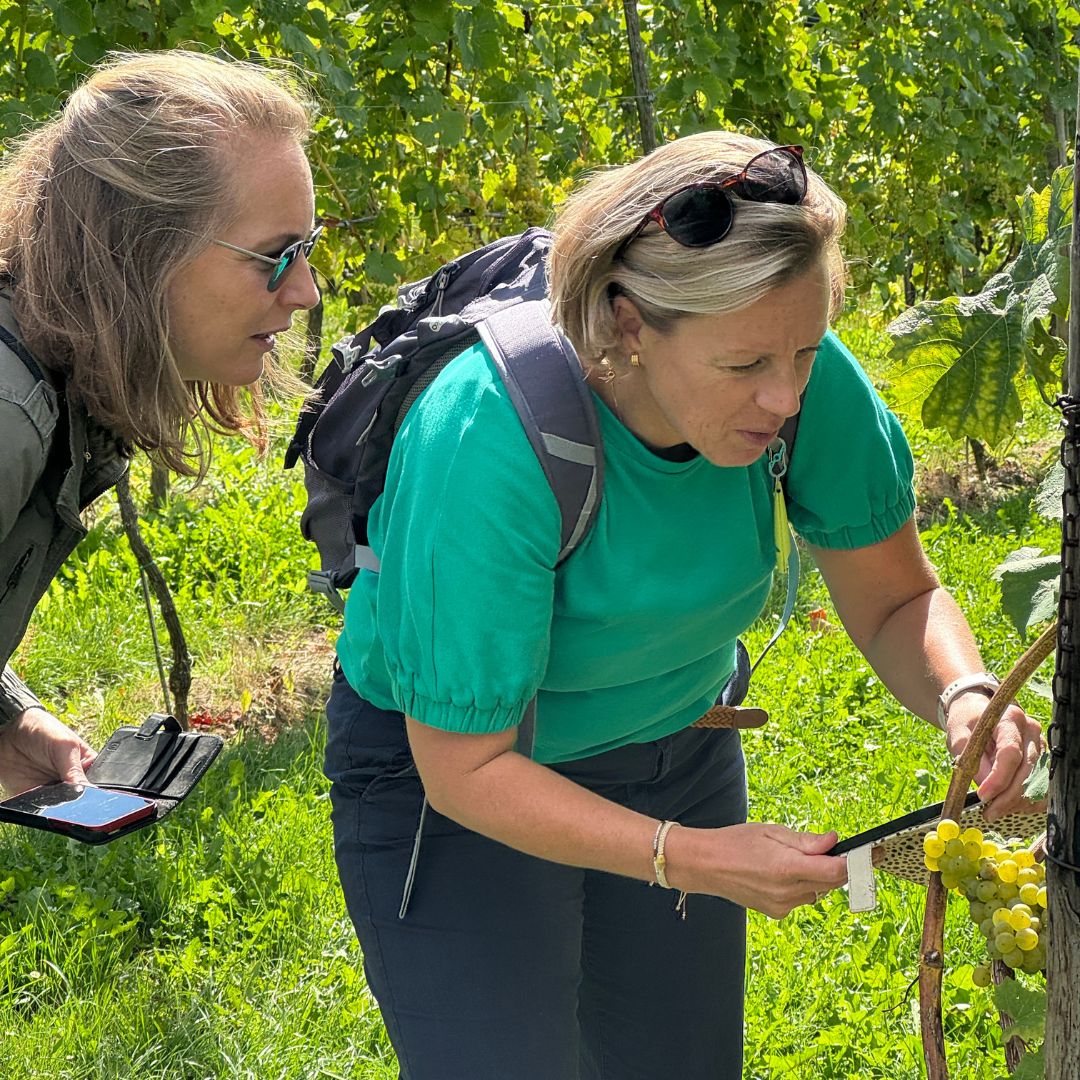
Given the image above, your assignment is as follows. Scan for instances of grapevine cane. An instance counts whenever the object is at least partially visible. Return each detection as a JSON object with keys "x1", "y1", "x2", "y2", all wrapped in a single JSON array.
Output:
[{"x1": 919, "y1": 620, "x2": 1058, "y2": 1079}]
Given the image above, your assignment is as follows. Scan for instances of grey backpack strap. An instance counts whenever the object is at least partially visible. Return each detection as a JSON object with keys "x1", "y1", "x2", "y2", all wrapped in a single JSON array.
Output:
[
  {"x1": 0, "y1": 322, "x2": 45, "y2": 383},
  {"x1": 478, "y1": 301, "x2": 602, "y2": 761},
  {"x1": 479, "y1": 300, "x2": 603, "y2": 564}
]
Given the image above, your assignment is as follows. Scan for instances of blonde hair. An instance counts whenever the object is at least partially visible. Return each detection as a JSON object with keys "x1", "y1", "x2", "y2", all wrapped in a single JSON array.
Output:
[
  {"x1": 548, "y1": 132, "x2": 847, "y2": 365},
  {"x1": 0, "y1": 50, "x2": 315, "y2": 475}
]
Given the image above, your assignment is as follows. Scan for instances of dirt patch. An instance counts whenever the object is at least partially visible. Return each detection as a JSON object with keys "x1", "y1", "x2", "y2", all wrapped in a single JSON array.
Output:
[
  {"x1": 916, "y1": 452, "x2": 1045, "y2": 527},
  {"x1": 186, "y1": 627, "x2": 336, "y2": 741}
]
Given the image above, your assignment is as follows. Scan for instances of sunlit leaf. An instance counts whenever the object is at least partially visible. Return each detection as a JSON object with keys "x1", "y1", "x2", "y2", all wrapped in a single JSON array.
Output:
[
  {"x1": 994, "y1": 978, "x2": 1046, "y2": 1043},
  {"x1": 1023, "y1": 750, "x2": 1051, "y2": 802},
  {"x1": 887, "y1": 276, "x2": 1025, "y2": 446},
  {"x1": 991, "y1": 547, "x2": 1059, "y2": 636}
]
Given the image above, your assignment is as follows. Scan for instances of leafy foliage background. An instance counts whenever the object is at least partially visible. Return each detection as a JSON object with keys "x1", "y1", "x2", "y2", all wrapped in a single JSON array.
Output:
[{"x1": 1, "y1": 0, "x2": 1076, "y2": 312}]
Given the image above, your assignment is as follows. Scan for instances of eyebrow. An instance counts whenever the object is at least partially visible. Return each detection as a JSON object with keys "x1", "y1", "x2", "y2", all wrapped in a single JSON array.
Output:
[
  {"x1": 251, "y1": 232, "x2": 304, "y2": 253},
  {"x1": 724, "y1": 341, "x2": 824, "y2": 359}
]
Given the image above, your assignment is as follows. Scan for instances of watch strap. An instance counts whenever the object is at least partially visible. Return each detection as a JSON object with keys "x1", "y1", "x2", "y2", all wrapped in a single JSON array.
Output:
[{"x1": 936, "y1": 672, "x2": 1000, "y2": 730}]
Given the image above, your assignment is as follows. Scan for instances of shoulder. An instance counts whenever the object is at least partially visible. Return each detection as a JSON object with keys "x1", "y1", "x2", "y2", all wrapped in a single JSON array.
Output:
[
  {"x1": 392, "y1": 339, "x2": 544, "y2": 480},
  {"x1": 0, "y1": 296, "x2": 58, "y2": 451}
]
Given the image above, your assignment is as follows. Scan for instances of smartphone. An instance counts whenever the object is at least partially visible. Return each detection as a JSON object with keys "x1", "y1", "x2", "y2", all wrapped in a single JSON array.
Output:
[
  {"x1": 827, "y1": 790, "x2": 981, "y2": 856},
  {"x1": 0, "y1": 782, "x2": 155, "y2": 833}
]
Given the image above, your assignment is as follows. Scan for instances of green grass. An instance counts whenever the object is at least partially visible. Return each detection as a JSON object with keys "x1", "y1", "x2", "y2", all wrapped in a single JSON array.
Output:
[{"x1": 0, "y1": 320, "x2": 1059, "y2": 1078}]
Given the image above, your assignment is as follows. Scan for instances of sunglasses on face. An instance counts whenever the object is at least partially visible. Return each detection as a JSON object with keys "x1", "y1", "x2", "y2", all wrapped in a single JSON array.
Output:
[
  {"x1": 614, "y1": 146, "x2": 807, "y2": 261},
  {"x1": 213, "y1": 224, "x2": 324, "y2": 292}
]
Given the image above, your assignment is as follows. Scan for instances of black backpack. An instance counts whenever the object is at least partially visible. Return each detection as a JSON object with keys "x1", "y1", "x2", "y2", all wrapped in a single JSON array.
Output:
[
  {"x1": 285, "y1": 228, "x2": 603, "y2": 614},
  {"x1": 285, "y1": 228, "x2": 802, "y2": 752}
]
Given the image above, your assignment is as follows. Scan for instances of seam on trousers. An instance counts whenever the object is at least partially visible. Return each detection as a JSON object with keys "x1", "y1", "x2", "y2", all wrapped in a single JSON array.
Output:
[{"x1": 355, "y1": 816, "x2": 417, "y2": 1080}]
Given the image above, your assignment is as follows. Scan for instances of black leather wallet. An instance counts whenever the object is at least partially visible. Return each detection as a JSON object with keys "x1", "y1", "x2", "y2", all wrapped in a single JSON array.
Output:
[{"x1": 0, "y1": 713, "x2": 223, "y2": 845}]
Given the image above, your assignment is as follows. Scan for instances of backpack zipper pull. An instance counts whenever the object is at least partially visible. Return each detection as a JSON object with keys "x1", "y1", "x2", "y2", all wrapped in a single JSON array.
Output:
[{"x1": 766, "y1": 438, "x2": 791, "y2": 574}]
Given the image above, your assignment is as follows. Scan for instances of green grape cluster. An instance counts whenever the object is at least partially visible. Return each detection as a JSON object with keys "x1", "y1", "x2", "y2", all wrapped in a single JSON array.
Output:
[{"x1": 923, "y1": 818, "x2": 1047, "y2": 984}]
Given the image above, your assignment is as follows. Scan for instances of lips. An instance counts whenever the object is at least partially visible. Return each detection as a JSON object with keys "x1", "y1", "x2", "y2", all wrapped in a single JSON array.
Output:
[{"x1": 252, "y1": 325, "x2": 289, "y2": 345}]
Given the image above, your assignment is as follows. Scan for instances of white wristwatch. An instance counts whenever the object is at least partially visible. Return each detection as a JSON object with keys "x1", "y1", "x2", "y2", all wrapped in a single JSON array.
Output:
[{"x1": 936, "y1": 673, "x2": 1000, "y2": 730}]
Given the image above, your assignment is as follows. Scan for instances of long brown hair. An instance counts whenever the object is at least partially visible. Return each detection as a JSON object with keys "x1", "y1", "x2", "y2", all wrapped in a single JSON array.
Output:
[{"x1": 0, "y1": 50, "x2": 314, "y2": 474}]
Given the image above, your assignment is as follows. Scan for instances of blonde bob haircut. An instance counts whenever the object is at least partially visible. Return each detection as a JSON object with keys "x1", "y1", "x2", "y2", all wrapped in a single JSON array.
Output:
[
  {"x1": 0, "y1": 50, "x2": 314, "y2": 475},
  {"x1": 548, "y1": 131, "x2": 847, "y2": 366}
]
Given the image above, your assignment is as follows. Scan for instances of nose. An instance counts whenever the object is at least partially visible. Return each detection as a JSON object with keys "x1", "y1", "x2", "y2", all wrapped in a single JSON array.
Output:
[
  {"x1": 278, "y1": 256, "x2": 321, "y2": 311},
  {"x1": 757, "y1": 361, "x2": 802, "y2": 420}
]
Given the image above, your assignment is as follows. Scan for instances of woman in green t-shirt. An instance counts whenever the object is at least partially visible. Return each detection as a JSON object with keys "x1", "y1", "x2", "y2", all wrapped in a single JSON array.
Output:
[{"x1": 325, "y1": 132, "x2": 1043, "y2": 1079}]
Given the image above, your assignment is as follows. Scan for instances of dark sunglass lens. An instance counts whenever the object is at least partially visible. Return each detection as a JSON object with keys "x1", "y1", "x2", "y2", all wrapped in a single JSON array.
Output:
[
  {"x1": 737, "y1": 149, "x2": 806, "y2": 204},
  {"x1": 267, "y1": 246, "x2": 296, "y2": 292},
  {"x1": 660, "y1": 186, "x2": 734, "y2": 247}
]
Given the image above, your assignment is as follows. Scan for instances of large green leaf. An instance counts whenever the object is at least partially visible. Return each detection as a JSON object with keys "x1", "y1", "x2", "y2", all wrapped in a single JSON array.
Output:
[
  {"x1": 887, "y1": 275, "x2": 1025, "y2": 446},
  {"x1": 999, "y1": 1044, "x2": 1045, "y2": 1080},
  {"x1": 991, "y1": 547, "x2": 1059, "y2": 636},
  {"x1": 888, "y1": 171, "x2": 1073, "y2": 445},
  {"x1": 994, "y1": 978, "x2": 1046, "y2": 1044}
]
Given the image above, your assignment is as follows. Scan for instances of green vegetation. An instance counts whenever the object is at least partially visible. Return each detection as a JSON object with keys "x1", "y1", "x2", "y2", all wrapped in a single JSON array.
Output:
[
  {"x1": 0, "y1": 316, "x2": 1061, "y2": 1078},
  {"x1": 0, "y1": 3, "x2": 1074, "y2": 1075},
  {"x1": 0, "y1": 0, "x2": 1075, "y2": 305}
]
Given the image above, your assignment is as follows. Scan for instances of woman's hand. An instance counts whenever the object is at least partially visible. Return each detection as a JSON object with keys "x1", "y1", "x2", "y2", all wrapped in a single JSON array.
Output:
[
  {"x1": 666, "y1": 822, "x2": 849, "y2": 919},
  {"x1": 944, "y1": 695, "x2": 1044, "y2": 821},
  {"x1": 0, "y1": 707, "x2": 96, "y2": 796}
]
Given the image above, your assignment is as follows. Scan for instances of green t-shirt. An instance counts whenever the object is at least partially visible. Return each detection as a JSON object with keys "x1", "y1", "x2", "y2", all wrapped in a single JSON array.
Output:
[{"x1": 336, "y1": 330, "x2": 915, "y2": 764}]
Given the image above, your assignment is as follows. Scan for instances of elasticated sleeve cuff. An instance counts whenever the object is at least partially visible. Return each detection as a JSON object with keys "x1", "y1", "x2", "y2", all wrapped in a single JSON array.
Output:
[
  {"x1": 394, "y1": 679, "x2": 529, "y2": 735},
  {"x1": 0, "y1": 665, "x2": 41, "y2": 725}
]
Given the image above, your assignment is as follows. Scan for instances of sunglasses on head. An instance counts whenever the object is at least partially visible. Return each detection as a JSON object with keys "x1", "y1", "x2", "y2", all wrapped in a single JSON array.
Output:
[
  {"x1": 614, "y1": 146, "x2": 807, "y2": 261},
  {"x1": 213, "y1": 224, "x2": 324, "y2": 292}
]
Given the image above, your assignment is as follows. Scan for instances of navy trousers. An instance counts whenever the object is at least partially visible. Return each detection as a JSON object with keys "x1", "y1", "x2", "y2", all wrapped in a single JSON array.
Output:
[{"x1": 325, "y1": 667, "x2": 749, "y2": 1080}]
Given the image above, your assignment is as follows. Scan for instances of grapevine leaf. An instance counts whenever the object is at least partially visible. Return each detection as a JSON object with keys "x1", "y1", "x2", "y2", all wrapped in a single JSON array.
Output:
[
  {"x1": 994, "y1": 978, "x2": 1046, "y2": 1043},
  {"x1": 887, "y1": 276, "x2": 1025, "y2": 447},
  {"x1": 1035, "y1": 461, "x2": 1064, "y2": 522},
  {"x1": 51, "y1": 0, "x2": 94, "y2": 37},
  {"x1": 1023, "y1": 750, "x2": 1051, "y2": 803},
  {"x1": 990, "y1": 548, "x2": 1059, "y2": 636},
  {"x1": 998, "y1": 1044, "x2": 1045, "y2": 1080}
]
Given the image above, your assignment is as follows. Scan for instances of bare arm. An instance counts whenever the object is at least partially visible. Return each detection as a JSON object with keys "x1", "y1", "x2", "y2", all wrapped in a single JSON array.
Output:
[
  {"x1": 809, "y1": 517, "x2": 1044, "y2": 818},
  {"x1": 407, "y1": 717, "x2": 848, "y2": 918}
]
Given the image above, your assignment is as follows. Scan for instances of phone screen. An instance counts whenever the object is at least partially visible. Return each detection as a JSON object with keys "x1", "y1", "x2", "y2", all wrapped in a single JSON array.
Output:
[{"x1": 1, "y1": 783, "x2": 155, "y2": 832}]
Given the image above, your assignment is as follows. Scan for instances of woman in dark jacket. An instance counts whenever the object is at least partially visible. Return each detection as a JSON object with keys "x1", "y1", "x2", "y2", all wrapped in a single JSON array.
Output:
[{"x1": 0, "y1": 50, "x2": 320, "y2": 795}]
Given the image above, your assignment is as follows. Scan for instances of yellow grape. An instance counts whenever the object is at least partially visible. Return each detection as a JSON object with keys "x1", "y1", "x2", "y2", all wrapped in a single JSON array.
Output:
[
  {"x1": 1019, "y1": 883, "x2": 1040, "y2": 906},
  {"x1": 1017, "y1": 867, "x2": 1040, "y2": 888},
  {"x1": 1014, "y1": 851, "x2": 1036, "y2": 869},
  {"x1": 923, "y1": 834, "x2": 945, "y2": 858},
  {"x1": 1038, "y1": 886, "x2": 1048, "y2": 908},
  {"x1": 937, "y1": 819, "x2": 960, "y2": 842},
  {"x1": 981, "y1": 840, "x2": 1000, "y2": 858},
  {"x1": 972, "y1": 963, "x2": 992, "y2": 987},
  {"x1": 994, "y1": 930, "x2": 1016, "y2": 953},
  {"x1": 924, "y1": 854, "x2": 940, "y2": 872},
  {"x1": 1008, "y1": 908, "x2": 1032, "y2": 932},
  {"x1": 962, "y1": 827, "x2": 984, "y2": 846},
  {"x1": 1004, "y1": 948, "x2": 1026, "y2": 970},
  {"x1": 997, "y1": 860, "x2": 1019, "y2": 884},
  {"x1": 991, "y1": 907, "x2": 1012, "y2": 928},
  {"x1": 1015, "y1": 928, "x2": 1039, "y2": 951}
]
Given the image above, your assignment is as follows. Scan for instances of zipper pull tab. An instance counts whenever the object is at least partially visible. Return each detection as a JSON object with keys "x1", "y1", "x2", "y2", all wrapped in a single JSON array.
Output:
[{"x1": 767, "y1": 438, "x2": 791, "y2": 573}]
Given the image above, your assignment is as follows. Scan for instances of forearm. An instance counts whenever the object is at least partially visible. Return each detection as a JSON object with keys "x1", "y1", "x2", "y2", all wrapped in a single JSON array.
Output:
[
  {"x1": 406, "y1": 716, "x2": 849, "y2": 914},
  {"x1": 410, "y1": 720, "x2": 658, "y2": 884},
  {"x1": 858, "y1": 585, "x2": 986, "y2": 725}
]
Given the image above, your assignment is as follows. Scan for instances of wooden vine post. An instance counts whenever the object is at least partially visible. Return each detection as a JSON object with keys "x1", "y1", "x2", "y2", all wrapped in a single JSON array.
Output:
[
  {"x1": 620, "y1": 1, "x2": 657, "y2": 155},
  {"x1": 1044, "y1": 59, "x2": 1080, "y2": 1080},
  {"x1": 918, "y1": 622, "x2": 1058, "y2": 1079}
]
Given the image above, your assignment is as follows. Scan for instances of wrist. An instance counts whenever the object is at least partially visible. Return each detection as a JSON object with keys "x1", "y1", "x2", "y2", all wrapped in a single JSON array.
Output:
[{"x1": 936, "y1": 672, "x2": 999, "y2": 731}]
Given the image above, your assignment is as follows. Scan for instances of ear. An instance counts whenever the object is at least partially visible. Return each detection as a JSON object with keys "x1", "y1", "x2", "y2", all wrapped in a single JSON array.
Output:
[{"x1": 611, "y1": 295, "x2": 645, "y2": 356}]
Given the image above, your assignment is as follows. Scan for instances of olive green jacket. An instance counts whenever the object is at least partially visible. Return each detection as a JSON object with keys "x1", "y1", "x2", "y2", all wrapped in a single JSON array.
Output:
[{"x1": 0, "y1": 296, "x2": 127, "y2": 727}]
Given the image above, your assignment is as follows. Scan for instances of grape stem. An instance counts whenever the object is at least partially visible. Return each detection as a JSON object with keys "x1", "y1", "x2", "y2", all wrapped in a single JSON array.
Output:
[{"x1": 919, "y1": 619, "x2": 1058, "y2": 1080}]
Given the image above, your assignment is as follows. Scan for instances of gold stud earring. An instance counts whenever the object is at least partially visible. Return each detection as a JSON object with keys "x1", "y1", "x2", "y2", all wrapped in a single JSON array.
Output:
[{"x1": 629, "y1": 352, "x2": 641, "y2": 367}]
